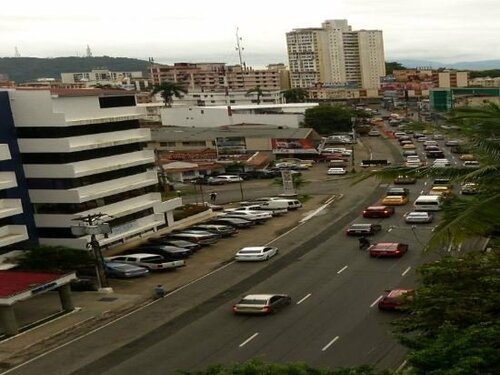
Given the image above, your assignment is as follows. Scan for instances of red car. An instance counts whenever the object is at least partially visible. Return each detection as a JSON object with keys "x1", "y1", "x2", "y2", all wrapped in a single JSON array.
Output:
[
  {"x1": 369, "y1": 242, "x2": 408, "y2": 257},
  {"x1": 378, "y1": 289, "x2": 415, "y2": 310},
  {"x1": 362, "y1": 205, "x2": 395, "y2": 218}
]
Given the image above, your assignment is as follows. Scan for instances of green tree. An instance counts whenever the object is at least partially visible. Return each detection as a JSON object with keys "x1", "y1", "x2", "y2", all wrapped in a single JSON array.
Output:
[
  {"x1": 16, "y1": 246, "x2": 94, "y2": 272},
  {"x1": 385, "y1": 62, "x2": 407, "y2": 75},
  {"x1": 303, "y1": 105, "x2": 354, "y2": 135},
  {"x1": 151, "y1": 81, "x2": 187, "y2": 107},
  {"x1": 281, "y1": 88, "x2": 309, "y2": 103},
  {"x1": 178, "y1": 359, "x2": 392, "y2": 374},
  {"x1": 246, "y1": 85, "x2": 267, "y2": 104},
  {"x1": 393, "y1": 251, "x2": 500, "y2": 374}
]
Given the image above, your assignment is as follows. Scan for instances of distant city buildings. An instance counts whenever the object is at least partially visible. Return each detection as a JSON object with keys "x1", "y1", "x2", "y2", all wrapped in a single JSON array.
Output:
[
  {"x1": 60, "y1": 69, "x2": 150, "y2": 91},
  {"x1": 286, "y1": 19, "x2": 386, "y2": 90},
  {"x1": 149, "y1": 62, "x2": 289, "y2": 92}
]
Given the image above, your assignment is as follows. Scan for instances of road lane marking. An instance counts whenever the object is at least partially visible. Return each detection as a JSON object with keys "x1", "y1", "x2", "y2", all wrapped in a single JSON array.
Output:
[
  {"x1": 388, "y1": 227, "x2": 393, "y2": 232},
  {"x1": 402, "y1": 266, "x2": 411, "y2": 276},
  {"x1": 337, "y1": 265, "x2": 348, "y2": 274},
  {"x1": 299, "y1": 194, "x2": 341, "y2": 223},
  {"x1": 370, "y1": 295, "x2": 383, "y2": 308},
  {"x1": 297, "y1": 293, "x2": 312, "y2": 304},
  {"x1": 321, "y1": 336, "x2": 339, "y2": 351},
  {"x1": 396, "y1": 360, "x2": 408, "y2": 373},
  {"x1": 239, "y1": 332, "x2": 259, "y2": 347}
]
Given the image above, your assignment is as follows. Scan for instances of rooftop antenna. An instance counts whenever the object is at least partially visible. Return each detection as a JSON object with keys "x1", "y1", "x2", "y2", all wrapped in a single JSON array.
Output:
[
  {"x1": 14, "y1": 47, "x2": 20, "y2": 57},
  {"x1": 235, "y1": 27, "x2": 245, "y2": 69},
  {"x1": 86, "y1": 44, "x2": 93, "y2": 57}
]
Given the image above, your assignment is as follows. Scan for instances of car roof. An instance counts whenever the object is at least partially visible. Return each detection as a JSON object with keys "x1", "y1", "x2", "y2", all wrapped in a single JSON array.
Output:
[
  {"x1": 371, "y1": 243, "x2": 401, "y2": 249},
  {"x1": 366, "y1": 205, "x2": 391, "y2": 209},
  {"x1": 387, "y1": 289, "x2": 413, "y2": 298},
  {"x1": 112, "y1": 253, "x2": 161, "y2": 258},
  {"x1": 241, "y1": 294, "x2": 282, "y2": 300},
  {"x1": 239, "y1": 246, "x2": 270, "y2": 251}
]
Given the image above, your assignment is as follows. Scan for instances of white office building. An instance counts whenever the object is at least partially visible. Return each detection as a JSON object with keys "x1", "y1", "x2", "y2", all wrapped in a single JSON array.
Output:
[{"x1": 3, "y1": 88, "x2": 181, "y2": 250}]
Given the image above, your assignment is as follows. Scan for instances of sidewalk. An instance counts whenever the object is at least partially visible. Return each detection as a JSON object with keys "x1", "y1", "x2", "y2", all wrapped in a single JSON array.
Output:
[{"x1": 0, "y1": 193, "x2": 333, "y2": 369}]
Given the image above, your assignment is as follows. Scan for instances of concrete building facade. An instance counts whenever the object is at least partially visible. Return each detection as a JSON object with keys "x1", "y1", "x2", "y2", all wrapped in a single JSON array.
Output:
[
  {"x1": 286, "y1": 19, "x2": 385, "y2": 90},
  {"x1": 149, "y1": 63, "x2": 286, "y2": 92},
  {"x1": 61, "y1": 69, "x2": 150, "y2": 91},
  {"x1": 0, "y1": 88, "x2": 182, "y2": 250}
]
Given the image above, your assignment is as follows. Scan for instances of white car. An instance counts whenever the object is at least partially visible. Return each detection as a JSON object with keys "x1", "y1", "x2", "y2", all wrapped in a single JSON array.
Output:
[
  {"x1": 405, "y1": 160, "x2": 423, "y2": 168},
  {"x1": 221, "y1": 210, "x2": 272, "y2": 221},
  {"x1": 327, "y1": 167, "x2": 347, "y2": 175},
  {"x1": 234, "y1": 246, "x2": 278, "y2": 262},
  {"x1": 433, "y1": 159, "x2": 451, "y2": 167},
  {"x1": 404, "y1": 211, "x2": 433, "y2": 223}
]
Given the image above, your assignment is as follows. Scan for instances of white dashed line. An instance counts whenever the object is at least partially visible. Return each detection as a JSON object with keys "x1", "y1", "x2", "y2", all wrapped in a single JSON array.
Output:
[
  {"x1": 321, "y1": 336, "x2": 340, "y2": 351},
  {"x1": 297, "y1": 293, "x2": 312, "y2": 305},
  {"x1": 402, "y1": 266, "x2": 411, "y2": 276},
  {"x1": 337, "y1": 265, "x2": 348, "y2": 274},
  {"x1": 370, "y1": 295, "x2": 383, "y2": 308},
  {"x1": 239, "y1": 332, "x2": 259, "y2": 347}
]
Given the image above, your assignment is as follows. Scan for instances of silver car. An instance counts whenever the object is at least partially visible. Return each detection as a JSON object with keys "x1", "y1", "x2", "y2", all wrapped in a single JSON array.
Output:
[{"x1": 404, "y1": 211, "x2": 433, "y2": 223}]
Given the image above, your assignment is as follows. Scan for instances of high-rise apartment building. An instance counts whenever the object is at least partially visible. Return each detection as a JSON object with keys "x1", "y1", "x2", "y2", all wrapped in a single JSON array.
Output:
[{"x1": 286, "y1": 19, "x2": 385, "y2": 89}]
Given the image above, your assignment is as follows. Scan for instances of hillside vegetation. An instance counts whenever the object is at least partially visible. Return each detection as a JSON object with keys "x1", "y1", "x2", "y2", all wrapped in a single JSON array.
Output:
[{"x1": 0, "y1": 56, "x2": 150, "y2": 83}]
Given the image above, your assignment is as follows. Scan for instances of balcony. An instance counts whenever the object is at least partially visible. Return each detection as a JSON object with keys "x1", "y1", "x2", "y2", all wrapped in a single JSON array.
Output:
[
  {"x1": 17, "y1": 128, "x2": 151, "y2": 153},
  {"x1": 0, "y1": 144, "x2": 11, "y2": 161},
  {"x1": 0, "y1": 199, "x2": 23, "y2": 219},
  {"x1": 23, "y1": 150, "x2": 155, "y2": 179},
  {"x1": 34, "y1": 194, "x2": 181, "y2": 227},
  {"x1": 0, "y1": 225, "x2": 29, "y2": 248},
  {"x1": 28, "y1": 170, "x2": 158, "y2": 204},
  {"x1": 39, "y1": 213, "x2": 166, "y2": 250},
  {"x1": 0, "y1": 172, "x2": 18, "y2": 191}
]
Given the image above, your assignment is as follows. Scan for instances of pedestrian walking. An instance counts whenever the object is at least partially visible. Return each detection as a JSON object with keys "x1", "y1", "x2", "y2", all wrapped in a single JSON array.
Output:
[
  {"x1": 210, "y1": 192, "x2": 218, "y2": 203},
  {"x1": 154, "y1": 284, "x2": 166, "y2": 299}
]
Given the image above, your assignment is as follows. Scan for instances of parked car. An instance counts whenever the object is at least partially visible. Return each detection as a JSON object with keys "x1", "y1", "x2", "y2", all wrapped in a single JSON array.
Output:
[
  {"x1": 368, "y1": 242, "x2": 408, "y2": 258},
  {"x1": 234, "y1": 246, "x2": 278, "y2": 262},
  {"x1": 327, "y1": 167, "x2": 347, "y2": 175},
  {"x1": 404, "y1": 211, "x2": 434, "y2": 223},
  {"x1": 233, "y1": 294, "x2": 291, "y2": 315},
  {"x1": 239, "y1": 204, "x2": 288, "y2": 216},
  {"x1": 362, "y1": 205, "x2": 395, "y2": 218},
  {"x1": 104, "y1": 261, "x2": 149, "y2": 278},
  {"x1": 165, "y1": 231, "x2": 220, "y2": 245},
  {"x1": 378, "y1": 289, "x2": 415, "y2": 311},
  {"x1": 188, "y1": 224, "x2": 237, "y2": 237},
  {"x1": 106, "y1": 253, "x2": 185, "y2": 271},
  {"x1": 152, "y1": 238, "x2": 201, "y2": 252},
  {"x1": 221, "y1": 209, "x2": 272, "y2": 222},
  {"x1": 207, "y1": 217, "x2": 255, "y2": 228},
  {"x1": 382, "y1": 195, "x2": 409, "y2": 206},
  {"x1": 345, "y1": 223, "x2": 382, "y2": 236},
  {"x1": 132, "y1": 244, "x2": 193, "y2": 259}
]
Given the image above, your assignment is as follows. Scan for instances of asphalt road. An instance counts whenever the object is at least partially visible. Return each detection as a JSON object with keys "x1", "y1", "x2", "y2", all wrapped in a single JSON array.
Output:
[{"x1": 6, "y1": 131, "x2": 454, "y2": 375}]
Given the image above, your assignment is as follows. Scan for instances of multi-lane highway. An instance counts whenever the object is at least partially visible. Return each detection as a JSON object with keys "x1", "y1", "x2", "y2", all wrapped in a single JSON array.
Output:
[{"x1": 5, "y1": 128, "x2": 453, "y2": 375}]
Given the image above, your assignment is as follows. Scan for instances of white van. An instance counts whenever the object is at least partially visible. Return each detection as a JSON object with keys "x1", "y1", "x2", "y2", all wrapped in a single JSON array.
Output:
[
  {"x1": 260, "y1": 199, "x2": 302, "y2": 210},
  {"x1": 413, "y1": 195, "x2": 443, "y2": 211}
]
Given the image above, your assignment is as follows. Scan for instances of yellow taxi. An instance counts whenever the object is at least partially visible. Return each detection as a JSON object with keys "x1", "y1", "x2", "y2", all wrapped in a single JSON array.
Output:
[
  {"x1": 402, "y1": 143, "x2": 416, "y2": 149},
  {"x1": 459, "y1": 154, "x2": 475, "y2": 161},
  {"x1": 382, "y1": 195, "x2": 409, "y2": 206},
  {"x1": 429, "y1": 185, "x2": 452, "y2": 198}
]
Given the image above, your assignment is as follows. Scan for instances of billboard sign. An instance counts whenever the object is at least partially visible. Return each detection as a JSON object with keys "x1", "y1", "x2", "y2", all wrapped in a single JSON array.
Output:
[
  {"x1": 215, "y1": 137, "x2": 247, "y2": 155},
  {"x1": 271, "y1": 138, "x2": 318, "y2": 154}
]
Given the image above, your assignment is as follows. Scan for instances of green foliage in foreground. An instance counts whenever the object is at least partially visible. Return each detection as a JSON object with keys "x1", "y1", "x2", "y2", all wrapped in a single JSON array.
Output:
[
  {"x1": 16, "y1": 245, "x2": 94, "y2": 272},
  {"x1": 178, "y1": 360, "x2": 392, "y2": 375}
]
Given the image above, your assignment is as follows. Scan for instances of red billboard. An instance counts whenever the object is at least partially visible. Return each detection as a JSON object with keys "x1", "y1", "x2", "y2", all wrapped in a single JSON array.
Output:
[{"x1": 271, "y1": 138, "x2": 318, "y2": 154}]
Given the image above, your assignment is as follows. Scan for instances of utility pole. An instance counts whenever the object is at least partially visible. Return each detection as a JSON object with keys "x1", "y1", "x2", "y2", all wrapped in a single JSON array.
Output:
[{"x1": 71, "y1": 213, "x2": 112, "y2": 292}]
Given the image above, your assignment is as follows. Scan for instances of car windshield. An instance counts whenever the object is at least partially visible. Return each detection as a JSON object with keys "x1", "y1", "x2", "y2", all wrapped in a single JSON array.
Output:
[
  {"x1": 238, "y1": 250, "x2": 261, "y2": 254},
  {"x1": 351, "y1": 224, "x2": 370, "y2": 228}
]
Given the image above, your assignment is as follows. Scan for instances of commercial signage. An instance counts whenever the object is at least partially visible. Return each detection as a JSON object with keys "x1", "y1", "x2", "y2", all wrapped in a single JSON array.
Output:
[
  {"x1": 271, "y1": 138, "x2": 318, "y2": 154},
  {"x1": 215, "y1": 137, "x2": 247, "y2": 155}
]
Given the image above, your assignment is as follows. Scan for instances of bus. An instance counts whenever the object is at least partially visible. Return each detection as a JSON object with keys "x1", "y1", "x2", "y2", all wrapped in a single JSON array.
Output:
[{"x1": 413, "y1": 195, "x2": 443, "y2": 211}]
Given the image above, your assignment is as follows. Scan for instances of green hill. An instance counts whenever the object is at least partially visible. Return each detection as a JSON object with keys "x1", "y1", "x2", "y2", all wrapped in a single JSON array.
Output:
[{"x1": 0, "y1": 56, "x2": 151, "y2": 83}]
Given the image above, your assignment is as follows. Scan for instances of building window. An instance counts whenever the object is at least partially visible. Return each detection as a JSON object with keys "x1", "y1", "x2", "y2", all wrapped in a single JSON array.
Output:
[{"x1": 99, "y1": 96, "x2": 136, "y2": 108}]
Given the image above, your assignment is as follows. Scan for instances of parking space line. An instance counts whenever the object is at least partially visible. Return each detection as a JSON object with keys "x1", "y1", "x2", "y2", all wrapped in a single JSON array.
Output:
[
  {"x1": 321, "y1": 336, "x2": 339, "y2": 351},
  {"x1": 402, "y1": 266, "x2": 411, "y2": 276},
  {"x1": 239, "y1": 332, "x2": 259, "y2": 347},
  {"x1": 337, "y1": 265, "x2": 348, "y2": 274},
  {"x1": 297, "y1": 293, "x2": 312, "y2": 305},
  {"x1": 370, "y1": 295, "x2": 383, "y2": 308}
]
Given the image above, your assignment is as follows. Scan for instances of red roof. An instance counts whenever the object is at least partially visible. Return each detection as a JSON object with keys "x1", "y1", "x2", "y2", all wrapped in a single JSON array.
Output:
[{"x1": 0, "y1": 271, "x2": 67, "y2": 298}]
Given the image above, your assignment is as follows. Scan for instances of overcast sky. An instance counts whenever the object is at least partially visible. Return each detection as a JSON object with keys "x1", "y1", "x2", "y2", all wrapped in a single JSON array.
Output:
[{"x1": 1, "y1": 0, "x2": 499, "y2": 66}]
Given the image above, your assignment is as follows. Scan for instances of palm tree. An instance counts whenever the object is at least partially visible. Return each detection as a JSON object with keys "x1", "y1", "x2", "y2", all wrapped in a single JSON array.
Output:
[
  {"x1": 356, "y1": 102, "x2": 500, "y2": 249},
  {"x1": 281, "y1": 88, "x2": 309, "y2": 103},
  {"x1": 246, "y1": 85, "x2": 266, "y2": 104},
  {"x1": 151, "y1": 82, "x2": 187, "y2": 107}
]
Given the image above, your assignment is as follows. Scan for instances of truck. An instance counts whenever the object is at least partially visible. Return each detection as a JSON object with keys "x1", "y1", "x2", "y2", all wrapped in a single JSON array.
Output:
[{"x1": 106, "y1": 253, "x2": 185, "y2": 271}]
